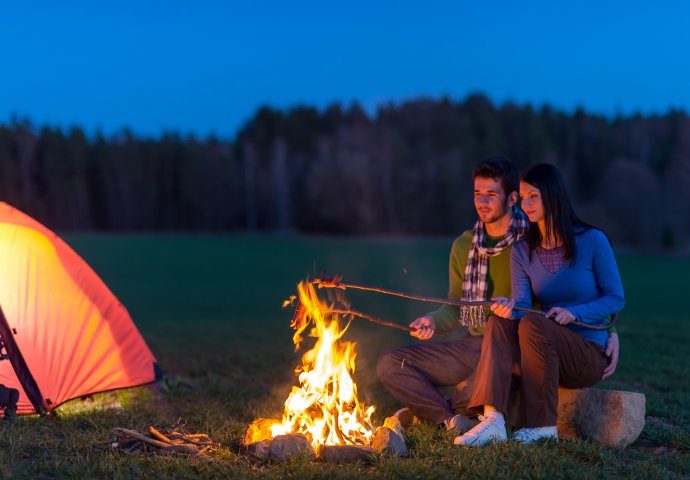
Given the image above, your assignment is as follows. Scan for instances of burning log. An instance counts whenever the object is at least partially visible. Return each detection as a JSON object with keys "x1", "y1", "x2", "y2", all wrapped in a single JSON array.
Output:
[{"x1": 111, "y1": 419, "x2": 215, "y2": 462}]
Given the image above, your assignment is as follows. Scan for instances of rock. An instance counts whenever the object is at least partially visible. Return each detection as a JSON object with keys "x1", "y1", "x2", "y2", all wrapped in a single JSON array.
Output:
[
  {"x1": 383, "y1": 416, "x2": 404, "y2": 437},
  {"x1": 371, "y1": 426, "x2": 408, "y2": 457},
  {"x1": 246, "y1": 440, "x2": 271, "y2": 459},
  {"x1": 268, "y1": 434, "x2": 316, "y2": 462},
  {"x1": 557, "y1": 388, "x2": 645, "y2": 447},
  {"x1": 319, "y1": 445, "x2": 377, "y2": 463},
  {"x1": 244, "y1": 418, "x2": 279, "y2": 445},
  {"x1": 506, "y1": 388, "x2": 645, "y2": 447}
]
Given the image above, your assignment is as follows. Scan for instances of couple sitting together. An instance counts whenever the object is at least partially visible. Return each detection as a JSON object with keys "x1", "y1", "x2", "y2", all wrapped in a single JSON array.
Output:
[{"x1": 377, "y1": 157, "x2": 624, "y2": 446}]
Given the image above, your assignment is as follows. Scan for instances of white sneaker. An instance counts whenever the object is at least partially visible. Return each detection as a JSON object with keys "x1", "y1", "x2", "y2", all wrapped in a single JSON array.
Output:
[
  {"x1": 513, "y1": 426, "x2": 558, "y2": 444},
  {"x1": 453, "y1": 413, "x2": 507, "y2": 446}
]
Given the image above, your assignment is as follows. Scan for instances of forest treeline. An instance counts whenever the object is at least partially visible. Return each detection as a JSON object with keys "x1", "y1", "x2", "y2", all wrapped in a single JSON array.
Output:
[{"x1": 1, "y1": 94, "x2": 688, "y2": 249}]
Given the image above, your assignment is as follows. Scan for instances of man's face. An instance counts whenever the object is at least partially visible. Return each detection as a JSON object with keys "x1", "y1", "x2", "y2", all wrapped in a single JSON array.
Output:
[{"x1": 474, "y1": 176, "x2": 511, "y2": 224}]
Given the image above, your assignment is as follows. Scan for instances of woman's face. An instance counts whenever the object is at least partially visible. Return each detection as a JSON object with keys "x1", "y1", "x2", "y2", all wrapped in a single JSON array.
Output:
[{"x1": 519, "y1": 181, "x2": 544, "y2": 223}]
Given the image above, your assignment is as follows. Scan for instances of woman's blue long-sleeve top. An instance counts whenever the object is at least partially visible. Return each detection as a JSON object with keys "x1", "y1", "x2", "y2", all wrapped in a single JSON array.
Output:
[{"x1": 510, "y1": 228, "x2": 625, "y2": 348}]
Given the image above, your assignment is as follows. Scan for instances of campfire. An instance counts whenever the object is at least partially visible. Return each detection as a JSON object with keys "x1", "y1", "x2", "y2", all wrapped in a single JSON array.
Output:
[{"x1": 245, "y1": 279, "x2": 407, "y2": 462}]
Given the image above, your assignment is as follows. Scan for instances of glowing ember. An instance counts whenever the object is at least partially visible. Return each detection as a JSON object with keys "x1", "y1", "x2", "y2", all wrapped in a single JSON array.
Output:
[{"x1": 267, "y1": 280, "x2": 375, "y2": 449}]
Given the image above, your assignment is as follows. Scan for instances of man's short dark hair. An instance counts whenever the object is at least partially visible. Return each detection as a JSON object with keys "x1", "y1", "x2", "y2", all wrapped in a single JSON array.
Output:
[{"x1": 472, "y1": 156, "x2": 519, "y2": 195}]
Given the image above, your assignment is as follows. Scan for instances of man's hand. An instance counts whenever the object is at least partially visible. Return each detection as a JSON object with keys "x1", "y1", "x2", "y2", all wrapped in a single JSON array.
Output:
[
  {"x1": 545, "y1": 306, "x2": 576, "y2": 325},
  {"x1": 410, "y1": 315, "x2": 435, "y2": 340},
  {"x1": 602, "y1": 332, "x2": 620, "y2": 380},
  {"x1": 490, "y1": 297, "x2": 515, "y2": 319}
]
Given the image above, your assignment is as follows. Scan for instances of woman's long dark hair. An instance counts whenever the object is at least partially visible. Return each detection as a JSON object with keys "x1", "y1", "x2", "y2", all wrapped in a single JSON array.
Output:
[{"x1": 520, "y1": 164, "x2": 596, "y2": 263}]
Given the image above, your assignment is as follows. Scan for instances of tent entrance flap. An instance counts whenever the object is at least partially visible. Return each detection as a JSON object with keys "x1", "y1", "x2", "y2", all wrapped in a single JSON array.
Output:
[{"x1": 0, "y1": 305, "x2": 47, "y2": 414}]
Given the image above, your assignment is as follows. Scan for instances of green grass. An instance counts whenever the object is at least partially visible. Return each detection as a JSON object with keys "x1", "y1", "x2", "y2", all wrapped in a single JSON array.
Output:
[{"x1": 1, "y1": 234, "x2": 689, "y2": 478}]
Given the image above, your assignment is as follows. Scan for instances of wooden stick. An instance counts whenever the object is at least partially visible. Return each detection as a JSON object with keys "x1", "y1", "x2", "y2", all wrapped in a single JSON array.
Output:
[
  {"x1": 314, "y1": 276, "x2": 543, "y2": 313},
  {"x1": 112, "y1": 421, "x2": 216, "y2": 460},
  {"x1": 328, "y1": 309, "x2": 414, "y2": 332},
  {"x1": 148, "y1": 426, "x2": 174, "y2": 444},
  {"x1": 114, "y1": 437, "x2": 139, "y2": 447},
  {"x1": 332, "y1": 410, "x2": 347, "y2": 445},
  {"x1": 168, "y1": 433, "x2": 213, "y2": 446},
  {"x1": 314, "y1": 275, "x2": 617, "y2": 331},
  {"x1": 162, "y1": 418, "x2": 187, "y2": 433},
  {"x1": 183, "y1": 434, "x2": 213, "y2": 439},
  {"x1": 160, "y1": 445, "x2": 200, "y2": 455},
  {"x1": 115, "y1": 428, "x2": 171, "y2": 449}
]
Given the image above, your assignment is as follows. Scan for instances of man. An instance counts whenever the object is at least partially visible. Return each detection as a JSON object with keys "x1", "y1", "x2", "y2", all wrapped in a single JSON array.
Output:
[{"x1": 376, "y1": 157, "x2": 619, "y2": 434}]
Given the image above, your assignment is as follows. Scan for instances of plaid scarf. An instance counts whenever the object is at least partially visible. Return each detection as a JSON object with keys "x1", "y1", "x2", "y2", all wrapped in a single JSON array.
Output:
[{"x1": 461, "y1": 207, "x2": 529, "y2": 302}]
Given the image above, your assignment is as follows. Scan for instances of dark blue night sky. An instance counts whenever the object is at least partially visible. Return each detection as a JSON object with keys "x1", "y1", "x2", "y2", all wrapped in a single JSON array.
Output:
[{"x1": 2, "y1": 0, "x2": 688, "y2": 137}]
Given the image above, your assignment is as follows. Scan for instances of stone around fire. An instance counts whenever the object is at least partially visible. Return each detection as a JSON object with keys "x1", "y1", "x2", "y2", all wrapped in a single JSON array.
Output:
[
  {"x1": 372, "y1": 425, "x2": 408, "y2": 457},
  {"x1": 319, "y1": 445, "x2": 378, "y2": 463},
  {"x1": 246, "y1": 440, "x2": 271, "y2": 459},
  {"x1": 244, "y1": 418, "x2": 277, "y2": 444},
  {"x1": 268, "y1": 434, "x2": 316, "y2": 461}
]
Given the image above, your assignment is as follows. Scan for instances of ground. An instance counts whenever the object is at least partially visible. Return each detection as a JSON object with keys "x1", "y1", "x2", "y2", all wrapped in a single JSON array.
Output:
[{"x1": 0, "y1": 234, "x2": 688, "y2": 478}]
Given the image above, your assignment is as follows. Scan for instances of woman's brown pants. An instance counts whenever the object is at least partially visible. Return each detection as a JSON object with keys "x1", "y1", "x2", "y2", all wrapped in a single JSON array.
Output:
[{"x1": 469, "y1": 313, "x2": 607, "y2": 427}]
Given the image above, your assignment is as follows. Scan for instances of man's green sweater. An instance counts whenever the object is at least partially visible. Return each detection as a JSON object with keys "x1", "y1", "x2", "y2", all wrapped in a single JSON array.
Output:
[{"x1": 429, "y1": 230, "x2": 514, "y2": 335}]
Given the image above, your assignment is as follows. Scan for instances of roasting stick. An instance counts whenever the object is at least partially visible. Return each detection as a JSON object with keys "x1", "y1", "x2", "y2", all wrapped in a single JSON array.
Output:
[
  {"x1": 329, "y1": 308, "x2": 415, "y2": 333},
  {"x1": 313, "y1": 274, "x2": 617, "y2": 331}
]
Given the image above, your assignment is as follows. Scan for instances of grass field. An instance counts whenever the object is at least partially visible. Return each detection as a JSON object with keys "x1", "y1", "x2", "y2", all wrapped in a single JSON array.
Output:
[{"x1": 1, "y1": 234, "x2": 689, "y2": 478}]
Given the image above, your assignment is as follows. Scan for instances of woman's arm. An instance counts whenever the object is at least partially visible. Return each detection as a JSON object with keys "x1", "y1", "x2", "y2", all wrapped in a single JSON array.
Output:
[
  {"x1": 509, "y1": 242, "x2": 533, "y2": 320},
  {"x1": 567, "y1": 230, "x2": 625, "y2": 324}
]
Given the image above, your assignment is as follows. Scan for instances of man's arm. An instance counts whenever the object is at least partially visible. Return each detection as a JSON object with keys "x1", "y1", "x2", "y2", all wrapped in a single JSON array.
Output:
[{"x1": 426, "y1": 235, "x2": 470, "y2": 335}]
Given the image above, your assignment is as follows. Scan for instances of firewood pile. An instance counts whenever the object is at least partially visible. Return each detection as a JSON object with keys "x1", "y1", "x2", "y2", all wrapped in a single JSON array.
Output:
[{"x1": 111, "y1": 419, "x2": 215, "y2": 462}]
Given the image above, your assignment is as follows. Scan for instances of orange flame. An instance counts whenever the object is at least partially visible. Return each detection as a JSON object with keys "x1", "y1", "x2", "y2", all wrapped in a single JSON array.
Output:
[{"x1": 270, "y1": 280, "x2": 375, "y2": 448}]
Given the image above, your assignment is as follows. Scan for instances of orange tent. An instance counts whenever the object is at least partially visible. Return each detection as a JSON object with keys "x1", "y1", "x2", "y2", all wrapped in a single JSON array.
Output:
[{"x1": 0, "y1": 202, "x2": 160, "y2": 415}]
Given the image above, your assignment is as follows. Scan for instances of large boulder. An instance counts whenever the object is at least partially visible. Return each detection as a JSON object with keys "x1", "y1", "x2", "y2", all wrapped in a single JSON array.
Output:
[
  {"x1": 506, "y1": 388, "x2": 645, "y2": 447},
  {"x1": 556, "y1": 388, "x2": 645, "y2": 447}
]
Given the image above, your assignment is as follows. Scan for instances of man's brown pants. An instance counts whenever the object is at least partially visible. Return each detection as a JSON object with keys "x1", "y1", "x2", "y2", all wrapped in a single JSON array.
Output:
[{"x1": 469, "y1": 314, "x2": 607, "y2": 427}]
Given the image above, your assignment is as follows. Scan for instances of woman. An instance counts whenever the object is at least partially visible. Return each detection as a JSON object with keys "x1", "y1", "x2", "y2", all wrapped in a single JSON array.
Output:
[{"x1": 454, "y1": 163, "x2": 624, "y2": 446}]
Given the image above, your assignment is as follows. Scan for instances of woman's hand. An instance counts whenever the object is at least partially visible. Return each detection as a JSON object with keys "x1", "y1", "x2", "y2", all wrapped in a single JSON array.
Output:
[
  {"x1": 602, "y1": 332, "x2": 620, "y2": 380},
  {"x1": 490, "y1": 297, "x2": 515, "y2": 319},
  {"x1": 545, "y1": 306, "x2": 576, "y2": 325}
]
